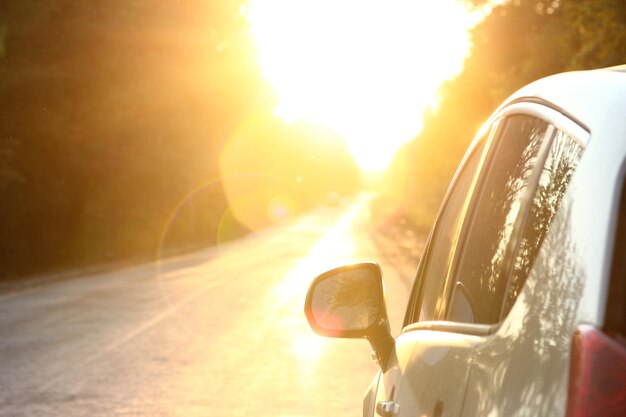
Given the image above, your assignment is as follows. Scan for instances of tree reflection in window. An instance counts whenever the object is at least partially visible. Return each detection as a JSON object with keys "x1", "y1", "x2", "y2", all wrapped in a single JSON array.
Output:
[
  {"x1": 451, "y1": 116, "x2": 548, "y2": 324},
  {"x1": 502, "y1": 131, "x2": 583, "y2": 317}
]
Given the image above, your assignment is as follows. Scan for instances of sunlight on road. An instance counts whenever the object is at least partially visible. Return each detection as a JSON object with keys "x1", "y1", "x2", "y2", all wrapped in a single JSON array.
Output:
[
  {"x1": 148, "y1": 196, "x2": 378, "y2": 416},
  {"x1": 272, "y1": 204, "x2": 360, "y2": 306},
  {"x1": 272, "y1": 199, "x2": 366, "y2": 362}
]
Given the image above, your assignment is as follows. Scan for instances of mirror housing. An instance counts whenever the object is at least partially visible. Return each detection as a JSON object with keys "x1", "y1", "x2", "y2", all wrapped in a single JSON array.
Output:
[{"x1": 304, "y1": 262, "x2": 394, "y2": 370}]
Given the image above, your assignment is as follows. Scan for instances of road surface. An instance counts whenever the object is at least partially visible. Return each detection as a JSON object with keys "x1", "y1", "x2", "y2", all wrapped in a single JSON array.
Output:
[{"x1": 0, "y1": 195, "x2": 419, "y2": 417}]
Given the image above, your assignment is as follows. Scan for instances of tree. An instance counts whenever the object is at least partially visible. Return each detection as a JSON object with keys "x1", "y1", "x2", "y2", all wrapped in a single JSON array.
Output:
[
  {"x1": 403, "y1": 0, "x2": 626, "y2": 230},
  {"x1": 0, "y1": 1, "x2": 261, "y2": 277}
]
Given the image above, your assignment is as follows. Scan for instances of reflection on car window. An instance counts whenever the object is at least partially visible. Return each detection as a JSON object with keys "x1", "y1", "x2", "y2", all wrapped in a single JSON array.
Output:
[
  {"x1": 415, "y1": 138, "x2": 488, "y2": 323},
  {"x1": 449, "y1": 115, "x2": 549, "y2": 324},
  {"x1": 502, "y1": 130, "x2": 583, "y2": 317}
]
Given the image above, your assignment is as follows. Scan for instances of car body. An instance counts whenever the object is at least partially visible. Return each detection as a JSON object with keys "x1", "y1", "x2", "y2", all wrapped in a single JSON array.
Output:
[{"x1": 305, "y1": 67, "x2": 626, "y2": 417}]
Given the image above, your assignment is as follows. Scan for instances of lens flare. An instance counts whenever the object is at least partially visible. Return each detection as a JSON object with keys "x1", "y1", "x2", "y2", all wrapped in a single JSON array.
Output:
[{"x1": 267, "y1": 195, "x2": 298, "y2": 225}]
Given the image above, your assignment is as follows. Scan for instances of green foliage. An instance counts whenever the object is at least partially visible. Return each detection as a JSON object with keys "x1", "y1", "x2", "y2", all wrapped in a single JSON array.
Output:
[
  {"x1": 0, "y1": 1, "x2": 361, "y2": 279},
  {"x1": 564, "y1": 0, "x2": 626, "y2": 69},
  {"x1": 404, "y1": 0, "x2": 626, "y2": 231}
]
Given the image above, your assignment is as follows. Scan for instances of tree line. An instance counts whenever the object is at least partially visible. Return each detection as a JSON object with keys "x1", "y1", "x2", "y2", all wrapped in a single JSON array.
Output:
[
  {"x1": 0, "y1": 1, "x2": 361, "y2": 279},
  {"x1": 394, "y1": 0, "x2": 626, "y2": 230}
]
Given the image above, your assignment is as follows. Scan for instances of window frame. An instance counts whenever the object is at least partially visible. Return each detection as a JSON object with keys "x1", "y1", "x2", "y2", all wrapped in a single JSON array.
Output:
[
  {"x1": 402, "y1": 101, "x2": 590, "y2": 332},
  {"x1": 443, "y1": 117, "x2": 556, "y2": 324},
  {"x1": 402, "y1": 126, "x2": 497, "y2": 327}
]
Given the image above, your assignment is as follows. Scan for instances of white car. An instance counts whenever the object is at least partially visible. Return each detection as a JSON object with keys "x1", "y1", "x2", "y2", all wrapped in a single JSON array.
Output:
[{"x1": 305, "y1": 66, "x2": 626, "y2": 417}]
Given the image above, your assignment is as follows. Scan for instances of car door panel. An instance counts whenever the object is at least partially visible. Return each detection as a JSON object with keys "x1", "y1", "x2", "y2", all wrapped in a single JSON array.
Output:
[
  {"x1": 375, "y1": 105, "x2": 572, "y2": 417},
  {"x1": 461, "y1": 215, "x2": 587, "y2": 417},
  {"x1": 374, "y1": 329, "x2": 482, "y2": 417}
]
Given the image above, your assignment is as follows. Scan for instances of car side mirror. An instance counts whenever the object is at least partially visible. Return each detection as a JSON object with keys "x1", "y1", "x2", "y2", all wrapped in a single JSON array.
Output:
[{"x1": 304, "y1": 262, "x2": 394, "y2": 370}]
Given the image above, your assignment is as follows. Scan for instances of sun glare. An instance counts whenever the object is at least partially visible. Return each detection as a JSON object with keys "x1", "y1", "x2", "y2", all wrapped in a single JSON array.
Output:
[{"x1": 247, "y1": 0, "x2": 483, "y2": 171}]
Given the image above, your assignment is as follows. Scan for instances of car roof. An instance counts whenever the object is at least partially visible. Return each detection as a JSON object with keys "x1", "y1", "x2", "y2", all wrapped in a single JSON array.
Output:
[
  {"x1": 502, "y1": 66, "x2": 626, "y2": 136},
  {"x1": 604, "y1": 64, "x2": 626, "y2": 74}
]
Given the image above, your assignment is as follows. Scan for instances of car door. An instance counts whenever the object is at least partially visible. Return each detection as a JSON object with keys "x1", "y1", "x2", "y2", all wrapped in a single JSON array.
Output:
[{"x1": 372, "y1": 103, "x2": 574, "y2": 417}]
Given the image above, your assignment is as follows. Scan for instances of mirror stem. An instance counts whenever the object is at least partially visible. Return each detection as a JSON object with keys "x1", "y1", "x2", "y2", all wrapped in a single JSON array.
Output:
[{"x1": 367, "y1": 324, "x2": 395, "y2": 371}]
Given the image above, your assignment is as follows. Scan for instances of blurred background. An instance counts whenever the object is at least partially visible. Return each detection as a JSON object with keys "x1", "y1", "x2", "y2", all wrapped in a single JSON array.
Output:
[
  {"x1": 0, "y1": 0, "x2": 624, "y2": 279},
  {"x1": 0, "y1": 1, "x2": 625, "y2": 416}
]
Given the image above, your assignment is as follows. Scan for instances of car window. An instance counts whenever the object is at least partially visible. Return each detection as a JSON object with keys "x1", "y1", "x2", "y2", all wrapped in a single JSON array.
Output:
[
  {"x1": 447, "y1": 115, "x2": 550, "y2": 324},
  {"x1": 501, "y1": 130, "x2": 583, "y2": 318},
  {"x1": 409, "y1": 136, "x2": 490, "y2": 324}
]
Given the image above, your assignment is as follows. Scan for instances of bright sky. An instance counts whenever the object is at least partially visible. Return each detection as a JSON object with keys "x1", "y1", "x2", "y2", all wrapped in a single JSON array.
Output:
[{"x1": 247, "y1": 0, "x2": 485, "y2": 171}]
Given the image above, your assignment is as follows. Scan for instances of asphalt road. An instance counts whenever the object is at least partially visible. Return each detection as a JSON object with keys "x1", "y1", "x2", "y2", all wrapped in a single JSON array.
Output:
[{"x1": 0, "y1": 195, "x2": 418, "y2": 417}]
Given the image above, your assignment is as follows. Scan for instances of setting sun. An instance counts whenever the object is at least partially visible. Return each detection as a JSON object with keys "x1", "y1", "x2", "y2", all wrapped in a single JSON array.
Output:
[{"x1": 247, "y1": 0, "x2": 483, "y2": 171}]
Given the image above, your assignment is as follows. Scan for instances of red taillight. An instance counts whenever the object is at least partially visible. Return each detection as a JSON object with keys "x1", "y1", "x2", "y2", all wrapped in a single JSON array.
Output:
[{"x1": 566, "y1": 324, "x2": 626, "y2": 417}]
